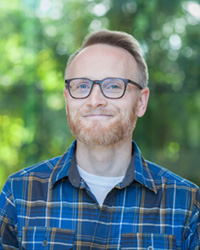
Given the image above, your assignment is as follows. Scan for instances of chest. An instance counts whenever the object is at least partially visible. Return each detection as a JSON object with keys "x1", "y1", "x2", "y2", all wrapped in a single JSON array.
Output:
[{"x1": 15, "y1": 182, "x2": 187, "y2": 249}]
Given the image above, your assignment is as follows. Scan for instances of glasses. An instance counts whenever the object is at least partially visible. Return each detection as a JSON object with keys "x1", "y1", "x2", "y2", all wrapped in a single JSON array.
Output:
[{"x1": 65, "y1": 77, "x2": 143, "y2": 99}]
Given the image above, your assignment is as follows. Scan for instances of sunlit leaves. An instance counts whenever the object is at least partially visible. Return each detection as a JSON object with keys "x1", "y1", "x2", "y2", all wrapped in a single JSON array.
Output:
[{"x1": 0, "y1": 0, "x2": 200, "y2": 190}]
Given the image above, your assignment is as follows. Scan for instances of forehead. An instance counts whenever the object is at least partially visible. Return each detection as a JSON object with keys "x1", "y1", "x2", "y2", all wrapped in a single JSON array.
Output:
[{"x1": 66, "y1": 44, "x2": 139, "y2": 80}]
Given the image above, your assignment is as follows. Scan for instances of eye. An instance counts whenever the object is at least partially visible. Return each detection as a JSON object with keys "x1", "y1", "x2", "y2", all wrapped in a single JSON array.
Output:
[
  {"x1": 109, "y1": 84, "x2": 121, "y2": 89},
  {"x1": 73, "y1": 80, "x2": 91, "y2": 90},
  {"x1": 104, "y1": 79, "x2": 123, "y2": 91},
  {"x1": 77, "y1": 83, "x2": 90, "y2": 89}
]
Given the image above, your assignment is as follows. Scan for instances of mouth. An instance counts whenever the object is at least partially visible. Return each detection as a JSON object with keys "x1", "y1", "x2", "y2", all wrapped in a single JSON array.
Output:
[
  {"x1": 84, "y1": 113, "x2": 112, "y2": 116},
  {"x1": 83, "y1": 114, "x2": 113, "y2": 118},
  {"x1": 81, "y1": 109, "x2": 115, "y2": 120}
]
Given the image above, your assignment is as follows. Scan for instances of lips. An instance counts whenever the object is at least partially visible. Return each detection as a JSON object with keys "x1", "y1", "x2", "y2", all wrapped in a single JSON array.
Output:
[
  {"x1": 82, "y1": 109, "x2": 114, "y2": 117},
  {"x1": 83, "y1": 114, "x2": 113, "y2": 119},
  {"x1": 83, "y1": 114, "x2": 112, "y2": 117}
]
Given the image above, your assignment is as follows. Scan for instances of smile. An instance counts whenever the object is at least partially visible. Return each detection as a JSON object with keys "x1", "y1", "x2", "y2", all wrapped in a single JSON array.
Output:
[{"x1": 83, "y1": 114, "x2": 113, "y2": 119}]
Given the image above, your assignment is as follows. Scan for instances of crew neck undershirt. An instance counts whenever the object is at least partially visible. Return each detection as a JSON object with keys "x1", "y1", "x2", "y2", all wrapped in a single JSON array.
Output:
[{"x1": 77, "y1": 165, "x2": 124, "y2": 206}]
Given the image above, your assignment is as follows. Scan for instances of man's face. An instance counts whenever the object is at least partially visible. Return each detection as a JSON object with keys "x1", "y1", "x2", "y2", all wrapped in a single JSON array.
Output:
[{"x1": 64, "y1": 44, "x2": 149, "y2": 147}]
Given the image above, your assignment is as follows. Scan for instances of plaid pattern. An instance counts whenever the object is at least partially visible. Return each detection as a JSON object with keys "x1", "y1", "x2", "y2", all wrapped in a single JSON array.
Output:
[
  {"x1": 22, "y1": 227, "x2": 74, "y2": 249},
  {"x1": 121, "y1": 233, "x2": 177, "y2": 249},
  {"x1": 0, "y1": 140, "x2": 199, "y2": 249}
]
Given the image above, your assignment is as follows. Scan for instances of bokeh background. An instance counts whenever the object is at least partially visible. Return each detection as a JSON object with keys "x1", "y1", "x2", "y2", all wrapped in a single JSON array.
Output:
[{"x1": 0, "y1": 0, "x2": 200, "y2": 190}]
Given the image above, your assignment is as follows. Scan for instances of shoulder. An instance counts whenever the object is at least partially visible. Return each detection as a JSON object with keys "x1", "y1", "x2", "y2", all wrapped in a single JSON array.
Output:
[
  {"x1": 8, "y1": 155, "x2": 62, "y2": 180},
  {"x1": 2, "y1": 141, "x2": 77, "y2": 195},
  {"x1": 146, "y1": 160, "x2": 199, "y2": 189},
  {"x1": 1, "y1": 156, "x2": 62, "y2": 198},
  {"x1": 145, "y1": 160, "x2": 200, "y2": 218}
]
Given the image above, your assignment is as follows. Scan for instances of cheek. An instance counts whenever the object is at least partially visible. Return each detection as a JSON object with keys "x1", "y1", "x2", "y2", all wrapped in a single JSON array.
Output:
[
  {"x1": 118, "y1": 98, "x2": 138, "y2": 116},
  {"x1": 66, "y1": 101, "x2": 83, "y2": 118}
]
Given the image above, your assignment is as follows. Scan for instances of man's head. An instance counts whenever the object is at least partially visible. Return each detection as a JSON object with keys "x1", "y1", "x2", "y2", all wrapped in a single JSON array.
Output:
[
  {"x1": 64, "y1": 30, "x2": 149, "y2": 147},
  {"x1": 65, "y1": 29, "x2": 148, "y2": 88}
]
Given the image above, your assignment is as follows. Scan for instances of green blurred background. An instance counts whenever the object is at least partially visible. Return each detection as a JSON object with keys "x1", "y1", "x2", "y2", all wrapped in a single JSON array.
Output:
[{"x1": 0, "y1": 0, "x2": 200, "y2": 190}]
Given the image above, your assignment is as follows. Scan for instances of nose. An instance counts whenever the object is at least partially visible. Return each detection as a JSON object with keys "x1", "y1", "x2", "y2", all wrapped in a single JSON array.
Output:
[{"x1": 86, "y1": 84, "x2": 108, "y2": 109}]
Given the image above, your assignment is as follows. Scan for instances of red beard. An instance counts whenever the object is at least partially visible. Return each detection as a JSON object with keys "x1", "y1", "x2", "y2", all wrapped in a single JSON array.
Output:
[{"x1": 67, "y1": 105, "x2": 138, "y2": 147}]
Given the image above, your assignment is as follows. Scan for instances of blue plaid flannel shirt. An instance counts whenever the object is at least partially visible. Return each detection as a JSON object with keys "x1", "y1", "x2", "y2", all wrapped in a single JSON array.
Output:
[{"x1": 0, "y1": 140, "x2": 199, "y2": 249}]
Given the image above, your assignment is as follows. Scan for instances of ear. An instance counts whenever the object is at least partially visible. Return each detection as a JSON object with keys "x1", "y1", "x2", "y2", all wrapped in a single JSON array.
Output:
[
  {"x1": 137, "y1": 87, "x2": 149, "y2": 117},
  {"x1": 63, "y1": 88, "x2": 69, "y2": 115},
  {"x1": 63, "y1": 87, "x2": 68, "y2": 101}
]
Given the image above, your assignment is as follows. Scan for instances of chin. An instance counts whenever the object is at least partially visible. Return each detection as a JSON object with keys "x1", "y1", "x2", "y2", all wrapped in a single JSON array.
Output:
[{"x1": 71, "y1": 119, "x2": 136, "y2": 147}]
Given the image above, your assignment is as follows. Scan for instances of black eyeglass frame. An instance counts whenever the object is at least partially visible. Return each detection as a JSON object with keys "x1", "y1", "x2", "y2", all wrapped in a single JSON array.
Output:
[{"x1": 65, "y1": 77, "x2": 143, "y2": 99}]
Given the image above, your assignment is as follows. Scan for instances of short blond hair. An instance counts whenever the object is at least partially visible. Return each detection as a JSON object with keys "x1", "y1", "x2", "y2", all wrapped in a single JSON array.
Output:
[{"x1": 66, "y1": 29, "x2": 148, "y2": 87}]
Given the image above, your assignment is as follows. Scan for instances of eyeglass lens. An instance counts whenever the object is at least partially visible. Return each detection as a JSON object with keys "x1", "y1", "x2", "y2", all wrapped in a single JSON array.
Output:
[{"x1": 69, "y1": 78, "x2": 125, "y2": 98}]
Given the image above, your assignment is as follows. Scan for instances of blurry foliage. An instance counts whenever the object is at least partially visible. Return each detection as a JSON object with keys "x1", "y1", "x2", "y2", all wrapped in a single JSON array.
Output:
[{"x1": 0, "y1": 0, "x2": 200, "y2": 190}]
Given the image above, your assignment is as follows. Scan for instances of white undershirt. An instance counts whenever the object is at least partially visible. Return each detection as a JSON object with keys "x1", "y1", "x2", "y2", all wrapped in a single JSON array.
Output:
[{"x1": 77, "y1": 165, "x2": 124, "y2": 206}]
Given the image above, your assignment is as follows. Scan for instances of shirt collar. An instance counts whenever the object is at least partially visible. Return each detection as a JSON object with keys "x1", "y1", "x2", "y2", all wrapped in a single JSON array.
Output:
[
  {"x1": 50, "y1": 140, "x2": 79, "y2": 188},
  {"x1": 131, "y1": 141, "x2": 157, "y2": 193},
  {"x1": 50, "y1": 140, "x2": 157, "y2": 193}
]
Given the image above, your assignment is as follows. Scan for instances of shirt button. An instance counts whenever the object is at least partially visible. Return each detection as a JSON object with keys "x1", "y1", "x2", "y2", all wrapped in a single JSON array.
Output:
[
  {"x1": 147, "y1": 246, "x2": 153, "y2": 250},
  {"x1": 94, "y1": 203, "x2": 99, "y2": 209},
  {"x1": 42, "y1": 240, "x2": 48, "y2": 246}
]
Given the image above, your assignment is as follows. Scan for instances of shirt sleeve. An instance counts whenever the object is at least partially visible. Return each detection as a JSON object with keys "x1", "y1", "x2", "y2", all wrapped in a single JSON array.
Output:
[
  {"x1": 182, "y1": 188, "x2": 200, "y2": 250},
  {"x1": 0, "y1": 178, "x2": 19, "y2": 249}
]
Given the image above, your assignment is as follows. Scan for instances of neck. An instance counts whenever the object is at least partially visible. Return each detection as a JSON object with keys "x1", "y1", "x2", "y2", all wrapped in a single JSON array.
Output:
[{"x1": 76, "y1": 137, "x2": 133, "y2": 177}]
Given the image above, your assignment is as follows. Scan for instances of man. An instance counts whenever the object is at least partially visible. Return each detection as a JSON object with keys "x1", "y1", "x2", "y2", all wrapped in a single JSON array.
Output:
[{"x1": 0, "y1": 30, "x2": 199, "y2": 249}]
